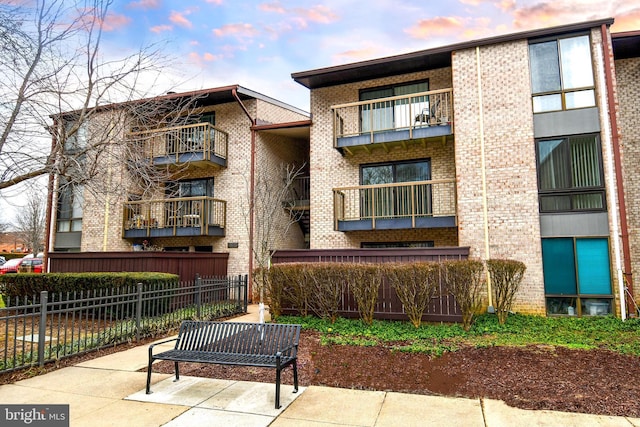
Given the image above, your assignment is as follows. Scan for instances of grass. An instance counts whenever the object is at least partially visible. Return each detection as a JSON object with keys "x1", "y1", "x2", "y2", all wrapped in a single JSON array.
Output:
[{"x1": 277, "y1": 314, "x2": 640, "y2": 357}]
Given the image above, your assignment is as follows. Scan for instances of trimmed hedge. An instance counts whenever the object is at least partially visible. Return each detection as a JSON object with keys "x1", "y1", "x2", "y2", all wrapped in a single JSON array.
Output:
[{"x1": 0, "y1": 272, "x2": 179, "y2": 299}]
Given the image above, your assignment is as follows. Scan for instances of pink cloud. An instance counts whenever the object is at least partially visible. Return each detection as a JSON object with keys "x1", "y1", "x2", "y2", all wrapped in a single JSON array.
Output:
[
  {"x1": 213, "y1": 23, "x2": 259, "y2": 40},
  {"x1": 150, "y1": 24, "x2": 172, "y2": 33},
  {"x1": 293, "y1": 5, "x2": 339, "y2": 25},
  {"x1": 333, "y1": 47, "x2": 381, "y2": 64},
  {"x1": 98, "y1": 13, "x2": 132, "y2": 32},
  {"x1": 169, "y1": 11, "x2": 193, "y2": 29},
  {"x1": 406, "y1": 16, "x2": 466, "y2": 39},
  {"x1": 259, "y1": 2, "x2": 286, "y2": 13},
  {"x1": 511, "y1": 2, "x2": 604, "y2": 29},
  {"x1": 188, "y1": 51, "x2": 225, "y2": 66},
  {"x1": 127, "y1": 0, "x2": 160, "y2": 9},
  {"x1": 205, "y1": 0, "x2": 223, "y2": 4},
  {"x1": 612, "y1": 7, "x2": 640, "y2": 32}
]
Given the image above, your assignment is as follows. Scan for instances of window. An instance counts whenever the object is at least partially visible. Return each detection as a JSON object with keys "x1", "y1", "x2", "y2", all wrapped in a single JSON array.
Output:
[
  {"x1": 57, "y1": 181, "x2": 83, "y2": 232},
  {"x1": 165, "y1": 178, "x2": 214, "y2": 198},
  {"x1": 64, "y1": 121, "x2": 87, "y2": 152},
  {"x1": 542, "y1": 237, "x2": 613, "y2": 316},
  {"x1": 360, "y1": 81, "x2": 429, "y2": 132},
  {"x1": 529, "y1": 35, "x2": 595, "y2": 113},
  {"x1": 360, "y1": 160, "x2": 431, "y2": 219},
  {"x1": 536, "y1": 134, "x2": 605, "y2": 212}
]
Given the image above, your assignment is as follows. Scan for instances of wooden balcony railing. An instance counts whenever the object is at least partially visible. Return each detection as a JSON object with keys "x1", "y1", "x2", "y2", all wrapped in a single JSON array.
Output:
[
  {"x1": 333, "y1": 179, "x2": 457, "y2": 230},
  {"x1": 123, "y1": 196, "x2": 226, "y2": 238},
  {"x1": 331, "y1": 88, "x2": 453, "y2": 148},
  {"x1": 129, "y1": 122, "x2": 228, "y2": 166}
]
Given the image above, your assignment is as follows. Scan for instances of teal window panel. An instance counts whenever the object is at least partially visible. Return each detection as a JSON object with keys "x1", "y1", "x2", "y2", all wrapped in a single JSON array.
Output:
[
  {"x1": 542, "y1": 238, "x2": 577, "y2": 294},
  {"x1": 576, "y1": 238, "x2": 612, "y2": 295}
]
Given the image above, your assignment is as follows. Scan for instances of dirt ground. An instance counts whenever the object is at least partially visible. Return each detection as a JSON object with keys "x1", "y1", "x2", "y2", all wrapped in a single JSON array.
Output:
[{"x1": 151, "y1": 330, "x2": 640, "y2": 418}]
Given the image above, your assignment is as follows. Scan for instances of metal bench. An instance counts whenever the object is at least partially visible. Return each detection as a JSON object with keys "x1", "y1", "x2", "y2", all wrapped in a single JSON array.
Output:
[{"x1": 146, "y1": 321, "x2": 301, "y2": 409}]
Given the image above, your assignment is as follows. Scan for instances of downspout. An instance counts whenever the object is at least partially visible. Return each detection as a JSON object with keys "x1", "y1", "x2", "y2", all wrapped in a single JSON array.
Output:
[
  {"x1": 232, "y1": 88, "x2": 256, "y2": 300},
  {"x1": 476, "y1": 46, "x2": 494, "y2": 311},
  {"x1": 601, "y1": 24, "x2": 633, "y2": 319}
]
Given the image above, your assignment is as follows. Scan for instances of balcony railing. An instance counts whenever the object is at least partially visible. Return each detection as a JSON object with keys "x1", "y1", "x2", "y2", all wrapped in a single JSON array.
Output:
[
  {"x1": 333, "y1": 179, "x2": 457, "y2": 231},
  {"x1": 331, "y1": 88, "x2": 453, "y2": 152},
  {"x1": 129, "y1": 122, "x2": 229, "y2": 167},
  {"x1": 123, "y1": 196, "x2": 226, "y2": 238}
]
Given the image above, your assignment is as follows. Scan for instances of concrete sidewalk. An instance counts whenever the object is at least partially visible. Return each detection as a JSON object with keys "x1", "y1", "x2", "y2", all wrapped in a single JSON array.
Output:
[{"x1": 0, "y1": 305, "x2": 639, "y2": 426}]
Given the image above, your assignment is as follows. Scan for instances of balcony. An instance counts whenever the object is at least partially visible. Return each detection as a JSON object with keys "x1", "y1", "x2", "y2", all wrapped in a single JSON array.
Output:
[
  {"x1": 333, "y1": 179, "x2": 457, "y2": 231},
  {"x1": 332, "y1": 89, "x2": 453, "y2": 155},
  {"x1": 123, "y1": 196, "x2": 226, "y2": 239},
  {"x1": 129, "y1": 122, "x2": 228, "y2": 167}
]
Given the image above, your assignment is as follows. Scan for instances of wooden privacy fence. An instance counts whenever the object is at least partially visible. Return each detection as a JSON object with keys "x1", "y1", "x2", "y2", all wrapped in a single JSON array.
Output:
[
  {"x1": 48, "y1": 252, "x2": 229, "y2": 282},
  {"x1": 271, "y1": 247, "x2": 470, "y2": 322}
]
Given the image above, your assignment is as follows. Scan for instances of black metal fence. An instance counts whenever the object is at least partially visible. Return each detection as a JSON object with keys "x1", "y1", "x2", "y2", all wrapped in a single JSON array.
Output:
[{"x1": 0, "y1": 275, "x2": 248, "y2": 373}]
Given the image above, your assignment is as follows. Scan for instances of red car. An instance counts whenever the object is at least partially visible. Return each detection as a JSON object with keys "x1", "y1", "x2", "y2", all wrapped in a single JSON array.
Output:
[
  {"x1": 0, "y1": 258, "x2": 22, "y2": 274},
  {"x1": 18, "y1": 257, "x2": 44, "y2": 273}
]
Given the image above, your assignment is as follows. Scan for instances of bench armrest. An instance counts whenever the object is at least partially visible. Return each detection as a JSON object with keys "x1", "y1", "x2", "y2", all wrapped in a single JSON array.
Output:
[
  {"x1": 149, "y1": 337, "x2": 178, "y2": 353},
  {"x1": 275, "y1": 343, "x2": 298, "y2": 357}
]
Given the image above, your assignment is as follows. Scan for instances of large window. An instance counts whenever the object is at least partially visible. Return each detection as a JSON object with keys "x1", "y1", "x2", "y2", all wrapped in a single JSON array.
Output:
[
  {"x1": 542, "y1": 237, "x2": 613, "y2": 316},
  {"x1": 529, "y1": 34, "x2": 595, "y2": 113},
  {"x1": 536, "y1": 134, "x2": 605, "y2": 212},
  {"x1": 360, "y1": 160, "x2": 431, "y2": 219},
  {"x1": 360, "y1": 81, "x2": 429, "y2": 132},
  {"x1": 64, "y1": 121, "x2": 87, "y2": 152},
  {"x1": 57, "y1": 181, "x2": 84, "y2": 232}
]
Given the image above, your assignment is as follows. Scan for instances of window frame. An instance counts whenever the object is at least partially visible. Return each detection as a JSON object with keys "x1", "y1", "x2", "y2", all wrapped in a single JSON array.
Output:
[
  {"x1": 529, "y1": 33, "x2": 596, "y2": 113},
  {"x1": 56, "y1": 181, "x2": 84, "y2": 233},
  {"x1": 535, "y1": 133, "x2": 606, "y2": 213}
]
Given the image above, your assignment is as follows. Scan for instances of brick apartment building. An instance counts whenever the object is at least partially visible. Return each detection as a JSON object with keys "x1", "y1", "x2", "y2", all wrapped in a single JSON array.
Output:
[{"x1": 46, "y1": 18, "x2": 639, "y2": 318}]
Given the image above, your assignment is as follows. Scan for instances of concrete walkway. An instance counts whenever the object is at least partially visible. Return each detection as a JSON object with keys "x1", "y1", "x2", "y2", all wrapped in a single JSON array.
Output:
[{"x1": 1, "y1": 305, "x2": 639, "y2": 426}]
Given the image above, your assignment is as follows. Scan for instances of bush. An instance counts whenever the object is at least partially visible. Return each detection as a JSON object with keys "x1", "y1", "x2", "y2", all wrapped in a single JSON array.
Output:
[
  {"x1": 487, "y1": 259, "x2": 526, "y2": 324},
  {"x1": 346, "y1": 263, "x2": 382, "y2": 326},
  {"x1": 384, "y1": 262, "x2": 439, "y2": 328},
  {"x1": 441, "y1": 260, "x2": 485, "y2": 331},
  {"x1": 263, "y1": 264, "x2": 296, "y2": 321},
  {"x1": 306, "y1": 263, "x2": 343, "y2": 323}
]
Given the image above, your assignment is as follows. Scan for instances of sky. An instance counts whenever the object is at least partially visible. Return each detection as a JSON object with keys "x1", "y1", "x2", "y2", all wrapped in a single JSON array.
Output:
[
  {"x1": 1, "y1": 0, "x2": 639, "y2": 226},
  {"x1": 99, "y1": 0, "x2": 640, "y2": 111}
]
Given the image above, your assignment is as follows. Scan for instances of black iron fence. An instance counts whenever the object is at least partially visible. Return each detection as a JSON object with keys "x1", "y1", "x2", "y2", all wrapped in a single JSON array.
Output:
[{"x1": 0, "y1": 275, "x2": 248, "y2": 373}]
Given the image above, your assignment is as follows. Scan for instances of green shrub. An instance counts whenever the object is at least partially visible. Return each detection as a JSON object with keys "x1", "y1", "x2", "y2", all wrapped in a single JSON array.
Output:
[
  {"x1": 487, "y1": 259, "x2": 526, "y2": 324},
  {"x1": 384, "y1": 262, "x2": 439, "y2": 328},
  {"x1": 441, "y1": 259, "x2": 485, "y2": 331}
]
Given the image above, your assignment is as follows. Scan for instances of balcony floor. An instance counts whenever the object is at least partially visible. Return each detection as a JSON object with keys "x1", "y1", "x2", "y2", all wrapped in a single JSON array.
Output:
[
  {"x1": 153, "y1": 153, "x2": 226, "y2": 167},
  {"x1": 337, "y1": 216, "x2": 456, "y2": 231},
  {"x1": 124, "y1": 225, "x2": 225, "y2": 239},
  {"x1": 337, "y1": 124, "x2": 452, "y2": 152}
]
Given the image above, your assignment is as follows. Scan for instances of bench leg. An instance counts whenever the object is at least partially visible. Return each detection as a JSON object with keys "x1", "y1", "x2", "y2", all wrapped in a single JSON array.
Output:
[
  {"x1": 174, "y1": 361, "x2": 180, "y2": 381},
  {"x1": 146, "y1": 357, "x2": 154, "y2": 394},
  {"x1": 275, "y1": 368, "x2": 282, "y2": 409},
  {"x1": 292, "y1": 361, "x2": 299, "y2": 393}
]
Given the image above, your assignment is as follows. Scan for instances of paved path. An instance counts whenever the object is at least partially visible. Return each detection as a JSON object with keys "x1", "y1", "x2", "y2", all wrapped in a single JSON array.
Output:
[{"x1": 1, "y1": 305, "x2": 638, "y2": 426}]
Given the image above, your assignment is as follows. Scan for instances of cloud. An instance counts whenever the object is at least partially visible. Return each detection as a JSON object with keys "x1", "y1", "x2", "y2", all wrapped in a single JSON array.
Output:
[
  {"x1": 332, "y1": 46, "x2": 381, "y2": 64},
  {"x1": 150, "y1": 24, "x2": 173, "y2": 33},
  {"x1": 293, "y1": 5, "x2": 339, "y2": 25},
  {"x1": 205, "y1": 0, "x2": 223, "y2": 4},
  {"x1": 259, "y1": 2, "x2": 286, "y2": 14},
  {"x1": 169, "y1": 10, "x2": 193, "y2": 29},
  {"x1": 98, "y1": 13, "x2": 132, "y2": 32},
  {"x1": 127, "y1": 0, "x2": 160, "y2": 9},
  {"x1": 405, "y1": 16, "x2": 466, "y2": 39},
  {"x1": 612, "y1": 7, "x2": 640, "y2": 32},
  {"x1": 511, "y1": 1, "x2": 606, "y2": 30},
  {"x1": 213, "y1": 23, "x2": 260, "y2": 40}
]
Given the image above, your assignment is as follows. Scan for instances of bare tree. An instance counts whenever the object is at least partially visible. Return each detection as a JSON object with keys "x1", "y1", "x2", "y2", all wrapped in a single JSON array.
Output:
[
  {"x1": 14, "y1": 191, "x2": 47, "y2": 254},
  {"x1": 0, "y1": 0, "x2": 197, "y2": 199},
  {"x1": 246, "y1": 163, "x2": 306, "y2": 304}
]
